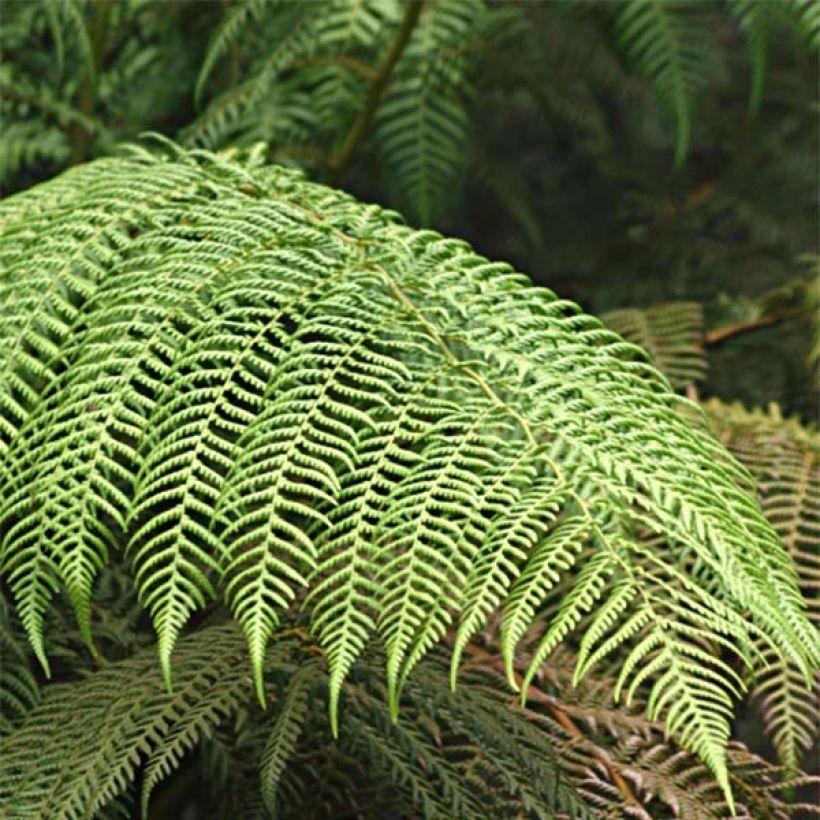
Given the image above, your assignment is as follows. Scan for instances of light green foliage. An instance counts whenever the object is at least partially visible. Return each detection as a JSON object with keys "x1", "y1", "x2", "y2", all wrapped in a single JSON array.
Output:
[
  {"x1": 706, "y1": 399, "x2": 820, "y2": 770},
  {"x1": 0, "y1": 146, "x2": 817, "y2": 807}
]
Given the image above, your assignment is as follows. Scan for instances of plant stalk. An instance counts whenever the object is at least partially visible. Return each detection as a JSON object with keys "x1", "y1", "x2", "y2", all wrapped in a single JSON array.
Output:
[{"x1": 330, "y1": 0, "x2": 424, "y2": 183}]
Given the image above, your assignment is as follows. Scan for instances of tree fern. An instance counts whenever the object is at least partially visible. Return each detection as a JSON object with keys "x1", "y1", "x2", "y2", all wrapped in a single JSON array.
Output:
[
  {"x1": 0, "y1": 144, "x2": 816, "y2": 805},
  {"x1": 788, "y1": 0, "x2": 820, "y2": 50}
]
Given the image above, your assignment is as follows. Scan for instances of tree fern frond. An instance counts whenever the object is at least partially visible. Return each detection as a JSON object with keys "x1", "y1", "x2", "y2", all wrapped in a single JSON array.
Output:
[
  {"x1": 0, "y1": 625, "x2": 256, "y2": 818},
  {"x1": 601, "y1": 301, "x2": 706, "y2": 389},
  {"x1": 705, "y1": 398, "x2": 820, "y2": 769},
  {"x1": 259, "y1": 661, "x2": 319, "y2": 816},
  {"x1": 728, "y1": 0, "x2": 771, "y2": 116},
  {"x1": 614, "y1": 0, "x2": 713, "y2": 166},
  {"x1": 0, "y1": 146, "x2": 816, "y2": 802},
  {"x1": 195, "y1": 0, "x2": 269, "y2": 106},
  {"x1": 43, "y1": 0, "x2": 96, "y2": 86},
  {"x1": 186, "y1": 1, "x2": 330, "y2": 150},
  {"x1": 786, "y1": 0, "x2": 820, "y2": 49},
  {"x1": 376, "y1": 0, "x2": 483, "y2": 225},
  {"x1": 0, "y1": 592, "x2": 40, "y2": 737}
]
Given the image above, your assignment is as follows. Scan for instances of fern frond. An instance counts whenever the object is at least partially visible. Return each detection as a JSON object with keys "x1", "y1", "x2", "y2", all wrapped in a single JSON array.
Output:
[
  {"x1": 787, "y1": 0, "x2": 820, "y2": 49},
  {"x1": 614, "y1": 0, "x2": 713, "y2": 166},
  {"x1": 601, "y1": 301, "x2": 706, "y2": 389},
  {"x1": 0, "y1": 146, "x2": 816, "y2": 801},
  {"x1": 0, "y1": 625, "x2": 255, "y2": 817},
  {"x1": 260, "y1": 661, "x2": 318, "y2": 815},
  {"x1": 376, "y1": 0, "x2": 483, "y2": 225},
  {"x1": 195, "y1": 0, "x2": 269, "y2": 106},
  {"x1": 0, "y1": 592, "x2": 40, "y2": 737},
  {"x1": 728, "y1": 0, "x2": 771, "y2": 116},
  {"x1": 705, "y1": 399, "x2": 820, "y2": 769}
]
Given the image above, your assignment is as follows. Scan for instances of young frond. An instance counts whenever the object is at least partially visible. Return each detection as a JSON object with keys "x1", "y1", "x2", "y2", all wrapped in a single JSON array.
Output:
[{"x1": 0, "y1": 145, "x2": 816, "y2": 804}]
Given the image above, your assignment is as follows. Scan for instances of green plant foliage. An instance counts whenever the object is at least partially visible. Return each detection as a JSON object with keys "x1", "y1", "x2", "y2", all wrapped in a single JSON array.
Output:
[
  {"x1": 614, "y1": 0, "x2": 712, "y2": 167},
  {"x1": 0, "y1": 624, "x2": 254, "y2": 816},
  {"x1": 0, "y1": 145, "x2": 817, "y2": 808},
  {"x1": 2, "y1": 621, "x2": 816, "y2": 819},
  {"x1": 706, "y1": 399, "x2": 820, "y2": 770},
  {"x1": 601, "y1": 301, "x2": 706, "y2": 389},
  {"x1": 0, "y1": 3, "x2": 817, "y2": 815}
]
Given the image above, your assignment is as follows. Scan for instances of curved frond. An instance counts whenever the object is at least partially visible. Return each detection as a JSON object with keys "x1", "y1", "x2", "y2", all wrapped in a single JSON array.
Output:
[
  {"x1": 0, "y1": 625, "x2": 255, "y2": 818},
  {"x1": 0, "y1": 146, "x2": 816, "y2": 802},
  {"x1": 376, "y1": 0, "x2": 482, "y2": 224},
  {"x1": 706, "y1": 399, "x2": 820, "y2": 769},
  {"x1": 614, "y1": 0, "x2": 713, "y2": 166}
]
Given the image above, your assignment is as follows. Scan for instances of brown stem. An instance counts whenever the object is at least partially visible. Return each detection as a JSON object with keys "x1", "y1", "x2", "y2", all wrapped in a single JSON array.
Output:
[
  {"x1": 462, "y1": 644, "x2": 640, "y2": 808},
  {"x1": 329, "y1": 0, "x2": 424, "y2": 184},
  {"x1": 703, "y1": 314, "x2": 786, "y2": 346},
  {"x1": 69, "y1": 0, "x2": 111, "y2": 166}
]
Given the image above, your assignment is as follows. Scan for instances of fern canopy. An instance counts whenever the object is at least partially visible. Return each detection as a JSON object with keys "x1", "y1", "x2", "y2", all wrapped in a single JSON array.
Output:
[{"x1": 0, "y1": 144, "x2": 816, "y2": 801}]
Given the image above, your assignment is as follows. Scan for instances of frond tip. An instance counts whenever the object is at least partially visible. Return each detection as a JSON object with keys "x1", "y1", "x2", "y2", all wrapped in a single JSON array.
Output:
[{"x1": 0, "y1": 143, "x2": 817, "y2": 802}]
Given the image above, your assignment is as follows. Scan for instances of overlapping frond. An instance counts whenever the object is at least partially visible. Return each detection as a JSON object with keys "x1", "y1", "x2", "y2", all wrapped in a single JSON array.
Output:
[
  {"x1": 0, "y1": 146, "x2": 816, "y2": 801},
  {"x1": 0, "y1": 625, "x2": 255, "y2": 817},
  {"x1": 705, "y1": 399, "x2": 819, "y2": 769},
  {"x1": 4, "y1": 625, "x2": 816, "y2": 820},
  {"x1": 602, "y1": 301, "x2": 706, "y2": 389},
  {"x1": 0, "y1": 592, "x2": 40, "y2": 737}
]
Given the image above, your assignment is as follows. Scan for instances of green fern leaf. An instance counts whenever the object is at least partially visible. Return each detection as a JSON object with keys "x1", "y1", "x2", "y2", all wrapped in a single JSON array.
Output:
[
  {"x1": 787, "y1": 0, "x2": 820, "y2": 49},
  {"x1": 376, "y1": 0, "x2": 482, "y2": 224},
  {"x1": 0, "y1": 625, "x2": 254, "y2": 818},
  {"x1": 706, "y1": 399, "x2": 820, "y2": 769},
  {"x1": 260, "y1": 662, "x2": 318, "y2": 816},
  {"x1": 0, "y1": 145, "x2": 816, "y2": 803},
  {"x1": 614, "y1": 0, "x2": 712, "y2": 166}
]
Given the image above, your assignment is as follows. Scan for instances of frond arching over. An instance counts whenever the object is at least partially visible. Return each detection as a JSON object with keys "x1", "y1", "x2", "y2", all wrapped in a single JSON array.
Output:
[
  {"x1": 0, "y1": 144, "x2": 817, "y2": 800},
  {"x1": 706, "y1": 399, "x2": 820, "y2": 769}
]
